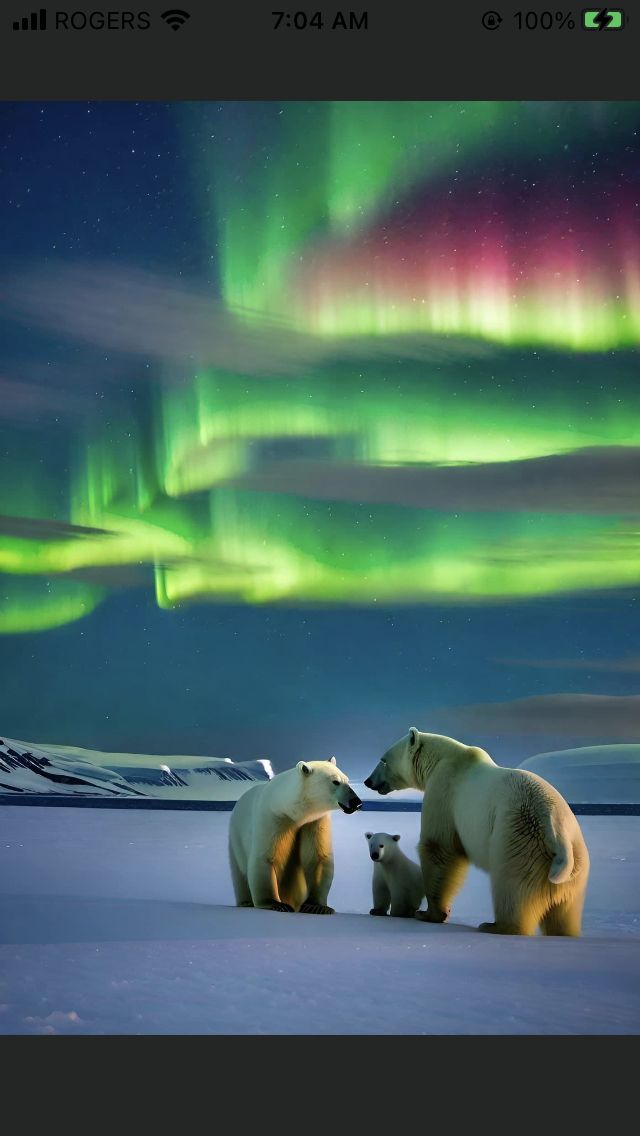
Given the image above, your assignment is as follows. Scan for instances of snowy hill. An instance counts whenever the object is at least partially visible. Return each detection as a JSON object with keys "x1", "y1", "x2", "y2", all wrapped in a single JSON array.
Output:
[
  {"x1": 0, "y1": 737, "x2": 273, "y2": 800},
  {"x1": 519, "y1": 745, "x2": 640, "y2": 803},
  {"x1": 0, "y1": 737, "x2": 142, "y2": 797}
]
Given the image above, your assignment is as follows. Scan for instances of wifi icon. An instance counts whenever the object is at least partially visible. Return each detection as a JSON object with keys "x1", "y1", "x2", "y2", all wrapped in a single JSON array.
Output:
[{"x1": 161, "y1": 9, "x2": 191, "y2": 30}]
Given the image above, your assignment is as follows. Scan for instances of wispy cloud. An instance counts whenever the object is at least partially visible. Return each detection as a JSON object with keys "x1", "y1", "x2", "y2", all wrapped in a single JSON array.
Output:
[
  {"x1": 0, "y1": 376, "x2": 91, "y2": 421},
  {"x1": 232, "y1": 447, "x2": 640, "y2": 515},
  {"x1": 442, "y1": 693, "x2": 640, "y2": 741},
  {"x1": 0, "y1": 515, "x2": 114, "y2": 541},
  {"x1": 5, "y1": 264, "x2": 494, "y2": 378},
  {"x1": 63, "y1": 566, "x2": 154, "y2": 587}
]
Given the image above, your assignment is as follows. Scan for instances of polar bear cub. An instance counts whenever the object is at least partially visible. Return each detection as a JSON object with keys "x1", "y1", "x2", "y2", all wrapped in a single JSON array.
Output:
[
  {"x1": 365, "y1": 728, "x2": 590, "y2": 936},
  {"x1": 229, "y1": 757, "x2": 362, "y2": 913},
  {"x1": 366, "y1": 831, "x2": 425, "y2": 918}
]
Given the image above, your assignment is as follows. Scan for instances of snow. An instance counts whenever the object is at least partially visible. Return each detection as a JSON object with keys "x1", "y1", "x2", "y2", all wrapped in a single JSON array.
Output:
[{"x1": 0, "y1": 805, "x2": 638, "y2": 1035}]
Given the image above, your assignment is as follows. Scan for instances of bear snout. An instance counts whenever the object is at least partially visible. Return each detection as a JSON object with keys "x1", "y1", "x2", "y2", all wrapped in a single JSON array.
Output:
[
  {"x1": 371, "y1": 851, "x2": 379, "y2": 861},
  {"x1": 340, "y1": 790, "x2": 362, "y2": 814},
  {"x1": 365, "y1": 771, "x2": 390, "y2": 795}
]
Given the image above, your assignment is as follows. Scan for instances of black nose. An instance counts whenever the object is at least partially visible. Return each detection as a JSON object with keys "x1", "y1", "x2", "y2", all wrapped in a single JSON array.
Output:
[
  {"x1": 364, "y1": 777, "x2": 372, "y2": 789},
  {"x1": 351, "y1": 793, "x2": 362, "y2": 809},
  {"x1": 371, "y1": 852, "x2": 379, "y2": 861}
]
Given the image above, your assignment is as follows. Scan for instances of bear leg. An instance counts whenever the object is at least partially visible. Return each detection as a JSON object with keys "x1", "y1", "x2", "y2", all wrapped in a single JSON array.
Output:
[
  {"x1": 415, "y1": 840, "x2": 468, "y2": 924},
  {"x1": 389, "y1": 904, "x2": 418, "y2": 918},
  {"x1": 540, "y1": 893, "x2": 584, "y2": 937},
  {"x1": 482, "y1": 879, "x2": 543, "y2": 936},
  {"x1": 248, "y1": 826, "x2": 297, "y2": 911},
  {"x1": 371, "y1": 870, "x2": 391, "y2": 916},
  {"x1": 229, "y1": 846, "x2": 253, "y2": 908},
  {"x1": 279, "y1": 831, "x2": 308, "y2": 911},
  {"x1": 478, "y1": 921, "x2": 524, "y2": 935},
  {"x1": 299, "y1": 817, "x2": 335, "y2": 913}
]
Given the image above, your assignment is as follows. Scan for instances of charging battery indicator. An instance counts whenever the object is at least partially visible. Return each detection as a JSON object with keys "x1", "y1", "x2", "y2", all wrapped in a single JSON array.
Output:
[{"x1": 582, "y1": 9, "x2": 625, "y2": 29}]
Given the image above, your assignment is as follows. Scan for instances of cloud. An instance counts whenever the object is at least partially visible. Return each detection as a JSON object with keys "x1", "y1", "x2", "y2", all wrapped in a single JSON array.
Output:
[
  {"x1": 64, "y1": 566, "x2": 152, "y2": 588},
  {"x1": 494, "y1": 656, "x2": 640, "y2": 674},
  {"x1": 442, "y1": 693, "x2": 640, "y2": 741},
  {"x1": 5, "y1": 264, "x2": 494, "y2": 379},
  {"x1": 0, "y1": 515, "x2": 114, "y2": 540},
  {"x1": 0, "y1": 376, "x2": 91, "y2": 421},
  {"x1": 231, "y1": 446, "x2": 640, "y2": 515}
]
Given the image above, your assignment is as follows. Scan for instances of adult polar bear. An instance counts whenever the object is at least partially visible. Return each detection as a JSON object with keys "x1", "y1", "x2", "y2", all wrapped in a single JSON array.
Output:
[
  {"x1": 364, "y1": 728, "x2": 589, "y2": 936},
  {"x1": 229, "y1": 758, "x2": 362, "y2": 913}
]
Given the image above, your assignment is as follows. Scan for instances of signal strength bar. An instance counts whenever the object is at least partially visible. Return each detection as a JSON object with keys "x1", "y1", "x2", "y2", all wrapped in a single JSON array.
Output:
[{"x1": 12, "y1": 8, "x2": 47, "y2": 30}]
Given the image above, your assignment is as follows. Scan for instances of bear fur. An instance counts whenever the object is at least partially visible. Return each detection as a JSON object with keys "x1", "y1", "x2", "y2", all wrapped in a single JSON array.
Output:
[
  {"x1": 364, "y1": 728, "x2": 590, "y2": 936},
  {"x1": 228, "y1": 757, "x2": 361, "y2": 913},
  {"x1": 365, "y1": 831, "x2": 425, "y2": 918}
]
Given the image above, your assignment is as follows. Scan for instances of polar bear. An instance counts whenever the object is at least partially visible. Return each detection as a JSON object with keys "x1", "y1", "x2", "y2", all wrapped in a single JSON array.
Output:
[
  {"x1": 364, "y1": 728, "x2": 590, "y2": 936},
  {"x1": 228, "y1": 757, "x2": 362, "y2": 913},
  {"x1": 365, "y1": 831, "x2": 425, "y2": 918}
]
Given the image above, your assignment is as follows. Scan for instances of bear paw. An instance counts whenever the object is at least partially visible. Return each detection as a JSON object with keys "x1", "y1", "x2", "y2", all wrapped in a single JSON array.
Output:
[
  {"x1": 414, "y1": 907, "x2": 450, "y2": 924},
  {"x1": 369, "y1": 907, "x2": 389, "y2": 916},
  {"x1": 299, "y1": 902, "x2": 335, "y2": 915},
  {"x1": 478, "y1": 921, "x2": 521, "y2": 935},
  {"x1": 263, "y1": 901, "x2": 295, "y2": 912}
]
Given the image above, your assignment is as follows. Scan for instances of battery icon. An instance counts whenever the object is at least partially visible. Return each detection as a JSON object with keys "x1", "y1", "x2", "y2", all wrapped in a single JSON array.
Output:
[{"x1": 582, "y1": 9, "x2": 625, "y2": 29}]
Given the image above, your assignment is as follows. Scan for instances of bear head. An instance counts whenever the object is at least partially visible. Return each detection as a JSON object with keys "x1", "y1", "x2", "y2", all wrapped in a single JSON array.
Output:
[
  {"x1": 364, "y1": 727, "x2": 422, "y2": 795},
  {"x1": 296, "y1": 756, "x2": 362, "y2": 814},
  {"x1": 364, "y1": 831, "x2": 401, "y2": 862}
]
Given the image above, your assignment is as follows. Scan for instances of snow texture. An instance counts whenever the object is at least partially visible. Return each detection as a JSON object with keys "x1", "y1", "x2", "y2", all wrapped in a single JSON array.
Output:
[{"x1": 0, "y1": 805, "x2": 638, "y2": 1035}]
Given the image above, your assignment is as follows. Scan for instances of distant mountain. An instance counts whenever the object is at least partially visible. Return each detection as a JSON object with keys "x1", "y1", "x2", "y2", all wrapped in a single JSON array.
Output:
[
  {"x1": 519, "y1": 744, "x2": 640, "y2": 803},
  {"x1": 0, "y1": 737, "x2": 273, "y2": 799},
  {"x1": 0, "y1": 737, "x2": 142, "y2": 797}
]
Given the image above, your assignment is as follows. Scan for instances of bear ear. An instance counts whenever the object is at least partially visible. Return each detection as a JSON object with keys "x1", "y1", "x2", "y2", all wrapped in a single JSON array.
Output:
[
  {"x1": 408, "y1": 727, "x2": 419, "y2": 748},
  {"x1": 329, "y1": 756, "x2": 337, "y2": 765},
  {"x1": 365, "y1": 832, "x2": 373, "y2": 840},
  {"x1": 392, "y1": 834, "x2": 401, "y2": 842},
  {"x1": 297, "y1": 761, "x2": 312, "y2": 776}
]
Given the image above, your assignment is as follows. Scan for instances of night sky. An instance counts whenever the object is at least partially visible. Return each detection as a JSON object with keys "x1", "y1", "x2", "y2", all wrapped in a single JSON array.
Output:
[{"x1": 0, "y1": 101, "x2": 638, "y2": 774}]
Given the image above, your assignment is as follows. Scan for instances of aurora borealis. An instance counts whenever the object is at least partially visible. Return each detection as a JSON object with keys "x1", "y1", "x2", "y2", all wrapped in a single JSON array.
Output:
[{"x1": 0, "y1": 100, "x2": 638, "y2": 764}]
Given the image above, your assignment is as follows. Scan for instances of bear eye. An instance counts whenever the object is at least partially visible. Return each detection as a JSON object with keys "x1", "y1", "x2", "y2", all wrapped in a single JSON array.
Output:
[{"x1": 332, "y1": 779, "x2": 340, "y2": 785}]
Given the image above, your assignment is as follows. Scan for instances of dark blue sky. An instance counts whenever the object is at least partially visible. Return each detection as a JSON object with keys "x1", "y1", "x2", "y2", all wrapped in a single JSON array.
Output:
[{"x1": 1, "y1": 587, "x2": 637, "y2": 771}]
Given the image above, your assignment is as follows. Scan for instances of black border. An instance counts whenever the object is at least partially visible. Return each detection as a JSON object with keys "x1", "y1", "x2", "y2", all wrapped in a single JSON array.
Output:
[
  {"x1": 0, "y1": 0, "x2": 638, "y2": 99},
  {"x1": 0, "y1": 1033, "x2": 636, "y2": 1116}
]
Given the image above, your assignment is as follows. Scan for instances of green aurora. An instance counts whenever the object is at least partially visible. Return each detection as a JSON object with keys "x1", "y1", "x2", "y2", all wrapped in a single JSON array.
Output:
[
  {"x1": 1, "y1": 101, "x2": 639, "y2": 633},
  {"x1": 2, "y1": 353, "x2": 639, "y2": 632}
]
